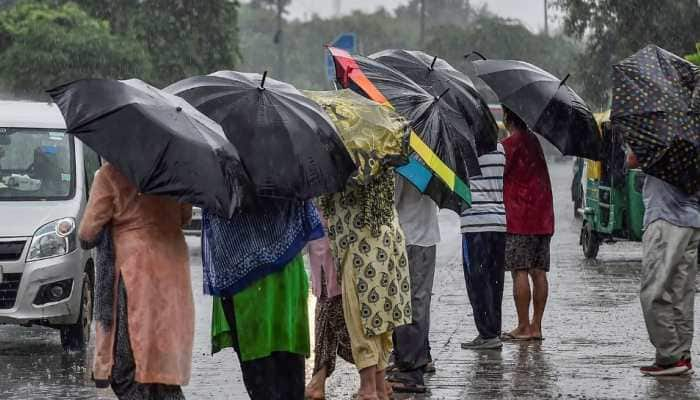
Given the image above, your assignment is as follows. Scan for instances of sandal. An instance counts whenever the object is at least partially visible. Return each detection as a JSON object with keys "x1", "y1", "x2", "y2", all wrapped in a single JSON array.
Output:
[
  {"x1": 501, "y1": 332, "x2": 533, "y2": 342},
  {"x1": 387, "y1": 380, "x2": 427, "y2": 394}
]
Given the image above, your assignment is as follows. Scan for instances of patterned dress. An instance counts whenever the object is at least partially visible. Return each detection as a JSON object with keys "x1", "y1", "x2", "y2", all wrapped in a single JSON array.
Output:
[{"x1": 320, "y1": 172, "x2": 412, "y2": 337}]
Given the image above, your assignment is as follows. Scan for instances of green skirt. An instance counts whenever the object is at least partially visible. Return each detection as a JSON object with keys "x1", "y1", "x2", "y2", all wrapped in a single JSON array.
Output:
[{"x1": 211, "y1": 254, "x2": 310, "y2": 362}]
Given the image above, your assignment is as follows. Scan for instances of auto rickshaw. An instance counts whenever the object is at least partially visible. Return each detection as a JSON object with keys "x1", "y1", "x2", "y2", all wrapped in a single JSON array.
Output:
[{"x1": 579, "y1": 112, "x2": 646, "y2": 259}]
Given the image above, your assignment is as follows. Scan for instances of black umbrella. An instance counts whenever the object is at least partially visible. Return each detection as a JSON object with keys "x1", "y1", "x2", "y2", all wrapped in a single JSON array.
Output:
[
  {"x1": 48, "y1": 78, "x2": 248, "y2": 217},
  {"x1": 329, "y1": 47, "x2": 480, "y2": 212},
  {"x1": 612, "y1": 44, "x2": 700, "y2": 194},
  {"x1": 371, "y1": 49, "x2": 499, "y2": 155},
  {"x1": 165, "y1": 71, "x2": 356, "y2": 200},
  {"x1": 472, "y1": 57, "x2": 602, "y2": 160}
]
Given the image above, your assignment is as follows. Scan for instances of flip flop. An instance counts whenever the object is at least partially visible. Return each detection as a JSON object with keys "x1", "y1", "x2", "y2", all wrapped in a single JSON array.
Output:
[
  {"x1": 531, "y1": 336, "x2": 545, "y2": 341},
  {"x1": 388, "y1": 380, "x2": 427, "y2": 394},
  {"x1": 501, "y1": 332, "x2": 533, "y2": 342}
]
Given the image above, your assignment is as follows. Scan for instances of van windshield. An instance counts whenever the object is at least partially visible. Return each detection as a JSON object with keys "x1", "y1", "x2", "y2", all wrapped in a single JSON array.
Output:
[{"x1": 0, "y1": 128, "x2": 75, "y2": 200}]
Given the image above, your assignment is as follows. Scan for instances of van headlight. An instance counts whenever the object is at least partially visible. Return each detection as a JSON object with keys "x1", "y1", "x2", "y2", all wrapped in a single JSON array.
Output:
[{"x1": 27, "y1": 218, "x2": 77, "y2": 262}]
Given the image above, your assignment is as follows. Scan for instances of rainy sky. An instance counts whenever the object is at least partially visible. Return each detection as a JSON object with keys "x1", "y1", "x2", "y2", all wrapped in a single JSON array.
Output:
[{"x1": 285, "y1": 0, "x2": 557, "y2": 32}]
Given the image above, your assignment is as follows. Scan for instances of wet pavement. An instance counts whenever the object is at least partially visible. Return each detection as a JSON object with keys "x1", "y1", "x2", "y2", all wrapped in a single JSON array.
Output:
[{"x1": 1, "y1": 162, "x2": 699, "y2": 399}]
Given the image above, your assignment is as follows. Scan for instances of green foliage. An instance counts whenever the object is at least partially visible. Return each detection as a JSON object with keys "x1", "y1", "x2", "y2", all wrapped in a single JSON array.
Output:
[
  {"x1": 554, "y1": 0, "x2": 700, "y2": 108},
  {"x1": 0, "y1": 0, "x2": 241, "y2": 97},
  {"x1": 68, "y1": 0, "x2": 139, "y2": 33},
  {"x1": 427, "y1": 11, "x2": 581, "y2": 103},
  {"x1": 138, "y1": 0, "x2": 240, "y2": 87},
  {"x1": 686, "y1": 43, "x2": 700, "y2": 66},
  {"x1": 0, "y1": 1, "x2": 151, "y2": 99},
  {"x1": 238, "y1": 2, "x2": 580, "y2": 97},
  {"x1": 395, "y1": 0, "x2": 474, "y2": 29}
]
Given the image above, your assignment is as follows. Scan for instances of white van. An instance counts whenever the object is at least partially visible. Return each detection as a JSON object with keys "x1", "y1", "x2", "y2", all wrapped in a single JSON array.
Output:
[{"x1": 0, "y1": 101, "x2": 97, "y2": 351}]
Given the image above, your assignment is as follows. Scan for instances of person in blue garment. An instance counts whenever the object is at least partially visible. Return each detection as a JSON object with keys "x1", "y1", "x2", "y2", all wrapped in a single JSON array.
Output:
[{"x1": 201, "y1": 199, "x2": 324, "y2": 400}]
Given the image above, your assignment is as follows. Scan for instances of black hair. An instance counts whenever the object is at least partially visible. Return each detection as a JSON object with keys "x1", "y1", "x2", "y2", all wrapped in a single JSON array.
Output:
[{"x1": 502, "y1": 105, "x2": 528, "y2": 132}]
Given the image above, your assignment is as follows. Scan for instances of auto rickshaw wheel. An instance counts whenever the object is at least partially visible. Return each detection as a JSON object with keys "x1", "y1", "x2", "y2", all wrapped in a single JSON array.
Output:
[{"x1": 581, "y1": 222, "x2": 600, "y2": 259}]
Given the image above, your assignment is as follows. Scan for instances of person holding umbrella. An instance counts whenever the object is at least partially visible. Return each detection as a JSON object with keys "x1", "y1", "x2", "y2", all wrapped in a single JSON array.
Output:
[
  {"x1": 635, "y1": 167, "x2": 700, "y2": 376},
  {"x1": 49, "y1": 78, "x2": 248, "y2": 400},
  {"x1": 309, "y1": 90, "x2": 413, "y2": 400},
  {"x1": 204, "y1": 199, "x2": 324, "y2": 399},
  {"x1": 78, "y1": 163, "x2": 195, "y2": 399},
  {"x1": 613, "y1": 45, "x2": 700, "y2": 376},
  {"x1": 501, "y1": 107, "x2": 554, "y2": 342}
]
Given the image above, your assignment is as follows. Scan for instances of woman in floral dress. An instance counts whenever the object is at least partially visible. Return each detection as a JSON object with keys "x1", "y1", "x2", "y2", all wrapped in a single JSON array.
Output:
[{"x1": 319, "y1": 170, "x2": 412, "y2": 400}]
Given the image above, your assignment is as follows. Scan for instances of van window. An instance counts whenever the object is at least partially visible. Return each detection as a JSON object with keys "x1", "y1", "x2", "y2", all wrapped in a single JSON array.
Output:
[
  {"x1": 83, "y1": 144, "x2": 101, "y2": 193},
  {"x1": 0, "y1": 128, "x2": 75, "y2": 201}
]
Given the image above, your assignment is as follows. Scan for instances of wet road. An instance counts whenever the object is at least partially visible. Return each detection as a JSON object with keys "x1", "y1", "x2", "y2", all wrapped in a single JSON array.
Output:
[{"x1": 1, "y1": 163, "x2": 699, "y2": 399}]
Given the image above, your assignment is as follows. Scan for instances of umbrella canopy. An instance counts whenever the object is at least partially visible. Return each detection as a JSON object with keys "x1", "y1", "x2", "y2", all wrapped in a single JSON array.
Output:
[
  {"x1": 473, "y1": 58, "x2": 602, "y2": 160},
  {"x1": 612, "y1": 44, "x2": 700, "y2": 194},
  {"x1": 371, "y1": 49, "x2": 499, "y2": 154},
  {"x1": 47, "y1": 78, "x2": 248, "y2": 218},
  {"x1": 328, "y1": 47, "x2": 477, "y2": 212},
  {"x1": 303, "y1": 89, "x2": 410, "y2": 185},
  {"x1": 165, "y1": 71, "x2": 356, "y2": 201}
]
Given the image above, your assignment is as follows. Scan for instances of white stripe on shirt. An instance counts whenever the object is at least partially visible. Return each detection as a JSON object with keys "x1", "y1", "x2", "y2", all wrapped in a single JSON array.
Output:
[{"x1": 461, "y1": 144, "x2": 506, "y2": 233}]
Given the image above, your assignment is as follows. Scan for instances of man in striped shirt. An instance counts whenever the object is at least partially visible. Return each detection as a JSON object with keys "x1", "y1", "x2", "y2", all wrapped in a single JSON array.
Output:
[{"x1": 459, "y1": 142, "x2": 507, "y2": 350}]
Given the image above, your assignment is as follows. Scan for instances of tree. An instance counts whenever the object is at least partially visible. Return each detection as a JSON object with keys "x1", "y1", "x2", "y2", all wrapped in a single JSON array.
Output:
[
  {"x1": 248, "y1": 0, "x2": 290, "y2": 80},
  {"x1": 0, "y1": 1, "x2": 151, "y2": 99},
  {"x1": 138, "y1": 0, "x2": 240, "y2": 87},
  {"x1": 68, "y1": 0, "x2": 140, "y2": 34},
  {"x1": 236, "y1": 2, "x2": 580, "y2": 93},
  {"x1": 686, "y1": 43, "x2": 700, "y2": 65},
  {"x1": 426, "y1": 10, "x2": 581, "y2": 103},
  {"x1": 553, "y1": 0, "x2": 700, "y2": 107}
]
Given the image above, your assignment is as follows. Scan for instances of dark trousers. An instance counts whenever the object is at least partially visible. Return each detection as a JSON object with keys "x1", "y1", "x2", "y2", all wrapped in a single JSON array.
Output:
[
  {"x1": 462, "y1": 232, "x2": 506, "y2": 339},
  {"x1": 111, "y1": 277, "x2": 185, "y2": 400},
  {"x1": 221, "y1": 297, "x2": 305, "y2": 400},
  {"x1": 391, "y1": 245, "x2": 436, "y2": 385}
]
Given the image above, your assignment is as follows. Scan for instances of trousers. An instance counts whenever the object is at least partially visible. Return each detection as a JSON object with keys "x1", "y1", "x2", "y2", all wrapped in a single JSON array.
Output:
[
  {"x1": 641, "y1": 219, "x2": 700, "y2": 365},
  {"x1": 462, "y1": 232, "x2": 506, "y2": 339},
  {"x1": 391, "y1": 245, "x2": 436, "y2": 385},
  {"x1": 220, "y1": 297, "x2": 305, "y2": 400}
]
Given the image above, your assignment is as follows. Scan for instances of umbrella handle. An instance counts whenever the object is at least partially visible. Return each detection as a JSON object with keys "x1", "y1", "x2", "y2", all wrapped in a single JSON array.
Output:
[
  {"x1": 560, "y1": 73, "x2": 570, "y2": 86},
  {"x1": 464, "y1": 51, "x2": 487, "y2": 60}
]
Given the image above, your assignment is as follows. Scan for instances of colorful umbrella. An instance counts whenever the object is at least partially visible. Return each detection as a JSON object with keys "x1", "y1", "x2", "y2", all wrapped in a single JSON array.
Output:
[
  {"x1": 472, "y1": 58, "x2": 602, "y2": 160},
  {"x1": 165, "y1": 71, "x2": 356, "y2": 201},
  {"x1": 371, "y1": 49, "x2": 499, "y2": 154},
  {"x1": 303, "y1": 89, "x2": 410, "y2": 185},
  {"x1": 48, "y1": 78, "x2": 248, "y2": 218},
  {"x1": 328, "y1": 47, "x2": 475, "y2": 212},
  {"x1": 612, "y1": 44, "x2": 700, "y2": 193}
]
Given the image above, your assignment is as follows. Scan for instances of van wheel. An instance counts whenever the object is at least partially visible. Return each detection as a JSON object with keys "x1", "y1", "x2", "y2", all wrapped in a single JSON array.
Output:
[
  {"x1": 581, "y1": 223, "x2": 600, "y2": 260},
  {"x1": 60, "y1": 272, "x2": 93, "y2": 352}
]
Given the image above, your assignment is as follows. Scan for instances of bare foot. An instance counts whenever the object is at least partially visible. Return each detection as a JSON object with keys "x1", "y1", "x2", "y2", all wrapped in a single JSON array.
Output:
[
  {"x1": 355, "y1": 391, "x2": 380, "y2": 400},
  {"x1": 305, "y1": 371, "x2": 326, "y2": 399},
  {"x1": 504, "y1": 326, "x2": 532, "y2": 340},
  {"x1": 305, "y1": 385, "x2": 325, "y2": 400}
]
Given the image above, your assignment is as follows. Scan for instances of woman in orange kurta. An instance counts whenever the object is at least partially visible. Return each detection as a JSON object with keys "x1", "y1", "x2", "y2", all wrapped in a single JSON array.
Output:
[{"x1": 79, "y1": 163, "x2": 194, "y2": 399}]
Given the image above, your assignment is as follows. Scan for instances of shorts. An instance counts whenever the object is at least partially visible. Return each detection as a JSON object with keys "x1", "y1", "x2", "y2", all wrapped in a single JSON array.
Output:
[{"x1": 504, "y1": 234, "x2": 551, "y2": 272}]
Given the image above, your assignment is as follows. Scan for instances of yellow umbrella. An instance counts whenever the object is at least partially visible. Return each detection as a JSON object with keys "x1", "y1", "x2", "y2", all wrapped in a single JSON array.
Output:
[{"x1": 304, "y1": 89, "x2": 410, "y2": 185}]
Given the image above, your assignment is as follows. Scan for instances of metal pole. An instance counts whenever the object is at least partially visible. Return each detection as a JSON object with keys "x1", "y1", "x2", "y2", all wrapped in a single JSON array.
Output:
[
  {"x1": 544, "y1": 0, "x2": 549, "y2": 36},
  {"x1": 276, "y1": 0, "x2": 285, "y2": 81}
]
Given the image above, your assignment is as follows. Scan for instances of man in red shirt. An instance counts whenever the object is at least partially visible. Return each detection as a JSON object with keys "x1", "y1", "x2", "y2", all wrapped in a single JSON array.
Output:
[{"x1": 501, "y1": 107, "x2": 555, "y2": 341}]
